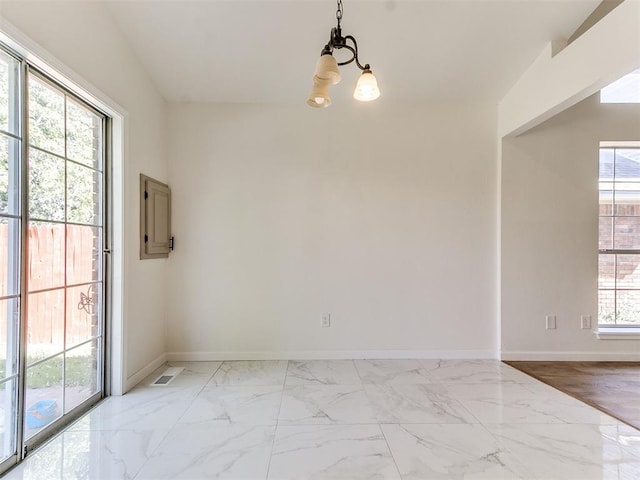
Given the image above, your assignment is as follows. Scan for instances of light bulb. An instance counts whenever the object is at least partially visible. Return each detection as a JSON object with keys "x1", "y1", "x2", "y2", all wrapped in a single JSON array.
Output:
[
  {"x1": 353, "y1": 69, "x2": 380, "y2": 102},
  {"x1": 307, "y1": 79, "x2": 331, "y2": 108}
]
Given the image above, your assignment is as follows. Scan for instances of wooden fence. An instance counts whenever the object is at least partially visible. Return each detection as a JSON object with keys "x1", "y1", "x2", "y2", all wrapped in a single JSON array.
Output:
[{"x1": 1, "y1": 224, "x2": 99, "y2": 355}]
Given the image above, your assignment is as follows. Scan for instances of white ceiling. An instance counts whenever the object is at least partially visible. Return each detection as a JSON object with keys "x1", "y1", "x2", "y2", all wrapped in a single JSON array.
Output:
[{"x1": 104, "y1": 0, "x2": 602, "y2": 104}]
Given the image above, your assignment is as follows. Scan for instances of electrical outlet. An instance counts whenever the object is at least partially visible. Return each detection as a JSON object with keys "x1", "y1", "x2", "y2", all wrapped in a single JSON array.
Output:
[
  {"x1": 546, "y1": 315, "x2": 556, "y2": 330},
  {"x1": 581, "y1": 315, "x2": 592, "y2": 329},
  {"x1": 321, "y1": 314, "x2": 331, "y2": 328}
]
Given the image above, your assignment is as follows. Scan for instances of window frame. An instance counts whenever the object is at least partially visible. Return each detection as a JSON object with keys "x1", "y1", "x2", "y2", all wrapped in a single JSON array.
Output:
[{"x1": 597, "y1": 142, "x2": 640, "y2": 331}]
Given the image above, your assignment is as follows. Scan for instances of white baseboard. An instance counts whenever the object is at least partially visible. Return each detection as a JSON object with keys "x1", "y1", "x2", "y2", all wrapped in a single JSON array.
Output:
[
  {"x1": 125, "y1": 353, "x2": 167, "y2": 392},
  {"x1": 166, "y1": 350, "x2": 498, "y2": 362},
  {"x1": 122, "y1": 350, "x2": 639, "y2": 386},
  {"x1": 501, "y1": 351, "x2": 640, "y2": 361}
]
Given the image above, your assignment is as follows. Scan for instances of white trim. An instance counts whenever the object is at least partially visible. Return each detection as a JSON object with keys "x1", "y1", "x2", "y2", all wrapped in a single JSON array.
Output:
[
  {"x1": 600, "y1": 141, "x2": 640, "y2": 148},
  {"x1": 109, "y1": 115, "x2": 126, "y2": 396},
  {"x1": 496, "y1": 124, "x2": 503, "y2": 356},
  {"x1": 166, "y1": 350, "x2": 499, "y2": 362},
  {"x1": 125, "y1": 353, "x2": 167, "y2": 392},
  {"x1": 595, "y1": 328, "x2": 640, "y2": 340},
  {"x1": 501, "y1": 351, "x2": 640, "y2": 361},
  {"x1": 0, "y1": 18, "x2": 126, "y2": 117}
]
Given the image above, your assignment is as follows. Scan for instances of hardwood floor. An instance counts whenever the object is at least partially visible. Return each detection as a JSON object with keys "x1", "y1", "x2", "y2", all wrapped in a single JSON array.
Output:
[{"x1": 505, "y1": 361, "x2": 640, "y2": 430}]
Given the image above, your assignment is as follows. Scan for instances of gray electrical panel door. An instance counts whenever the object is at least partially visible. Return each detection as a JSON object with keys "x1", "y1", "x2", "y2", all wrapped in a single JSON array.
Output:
[{"x1": 140, "y1": 174, "x2": 172, "y2": 259}]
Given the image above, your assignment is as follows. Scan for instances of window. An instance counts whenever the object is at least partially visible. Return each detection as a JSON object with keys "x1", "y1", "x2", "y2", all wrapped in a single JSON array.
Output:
[
  {"x1": 600, "y1": 68, "x2": 640, "y2": 103},
  {"x1": 598, "y1": 145, "x2": 640, "y2": 327}
]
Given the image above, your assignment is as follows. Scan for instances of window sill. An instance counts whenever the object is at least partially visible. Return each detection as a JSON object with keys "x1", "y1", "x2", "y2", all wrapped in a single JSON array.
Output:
[{"x1": 595, "y1": 328, "x2": 640, "y2": 340}]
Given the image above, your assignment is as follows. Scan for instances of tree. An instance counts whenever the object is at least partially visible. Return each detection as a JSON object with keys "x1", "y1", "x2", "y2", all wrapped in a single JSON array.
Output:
[
  {"x1": 0, "y1": 66, "x2": 101, "y2": 223},
  {"x1": 0, "y1": 59, "x2": 10, "y2": 213}
]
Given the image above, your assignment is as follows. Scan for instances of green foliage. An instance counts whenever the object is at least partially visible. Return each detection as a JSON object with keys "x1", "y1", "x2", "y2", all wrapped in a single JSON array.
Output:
[
  {"x1": 26, "y1": 355, "x2": 95, "y2": 388},
  {"x1": 67, "y1": 162, "x2": 99, "y2": 224},
  {"x1": 29, "y1": 77, "x2": 65, "y2": 156},
  {"x1": 29, "y1": 149, "x2": 65, "y2": 221},
  {"x1": 1, "y1": 355, "x2": 95, "y2": 388},
  {"x1": 1, "y1": 59, "x2": 9, "y2": 212},
  {"x1": 1, "y1": 59, "x2": 100, "y2": 223},
  {"x1": 1, "y1": 137, "x2": 8, "y2": 213},
  {"x1": 29, "y1": 77, "x2": 100, "y2": 223},
  {"x1": 67, "y1": 99, "x2": 100, "y2": 166},
  {"x1": 598, "y1": 299, "x2": 640, "y2": 325},
  {"x1": 0, "y1": 57, "x2": 9, "y2": 131}
]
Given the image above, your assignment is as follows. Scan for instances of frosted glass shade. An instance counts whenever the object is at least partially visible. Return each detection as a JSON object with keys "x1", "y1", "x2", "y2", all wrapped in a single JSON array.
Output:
[
  {"x1": 313, "y1": 54, "x2": 341, "y2": 85},
  {"x1": 353, "y1": 70, "x2": 380, "y2": 102},
  {"x1": 307, "y1": 80, "x2": 331, "y2": 108}
]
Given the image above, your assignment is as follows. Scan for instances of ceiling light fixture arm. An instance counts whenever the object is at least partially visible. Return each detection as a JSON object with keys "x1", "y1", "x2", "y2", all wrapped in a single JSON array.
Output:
[{"x1": 323, "y1": 27, "x2": 368, "y2": 71}]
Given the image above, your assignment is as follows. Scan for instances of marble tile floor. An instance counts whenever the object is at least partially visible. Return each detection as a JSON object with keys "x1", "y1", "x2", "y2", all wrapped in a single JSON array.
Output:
[{"x1": 3, "y1": 359, "x2": 640, "y2": 480}]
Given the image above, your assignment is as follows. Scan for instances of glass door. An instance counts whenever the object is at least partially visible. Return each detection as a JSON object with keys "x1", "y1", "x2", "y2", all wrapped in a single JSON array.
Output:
[
  {"x1": 0, "y1": 48, "x2": 21, "y2": 466},
  {"x1": 24, "y1": 71, "x2": 105, "y2": 445},
  {"x1": 0, "y1": 42, "x2": 107, "y2": 473}
]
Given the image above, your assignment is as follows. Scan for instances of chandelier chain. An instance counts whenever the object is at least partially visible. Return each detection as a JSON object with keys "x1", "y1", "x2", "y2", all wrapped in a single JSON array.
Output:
[{"x1": 336, "y1": 0, "x2": 343, "y2": 28}]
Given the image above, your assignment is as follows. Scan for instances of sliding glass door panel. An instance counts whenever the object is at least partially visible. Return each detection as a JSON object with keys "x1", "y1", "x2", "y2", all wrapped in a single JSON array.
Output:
[
  {"x1": 64, "y1": 340, "x2": 100, "y2": 413},
  {"x1": 0, "y1": 45, "x2": 107, "y2": 472},
  {"x1": 0, "y1": 49, "x2": 20, "y2": 467},
  {"x1": 24, "y1": 355, "x2": 63, "y2": 440}
]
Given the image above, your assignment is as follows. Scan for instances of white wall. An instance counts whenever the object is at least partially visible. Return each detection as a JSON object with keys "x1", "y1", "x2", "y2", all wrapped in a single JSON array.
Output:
[
  {"x1": 166, "y1": 102, "x2": 498, "y2": 359},
  {"x1": 501, "y1": 95, "x2": 640, "y2": 359},
  {"x1": 0, "y1": 1, "x2": 169, "y2": 389}
]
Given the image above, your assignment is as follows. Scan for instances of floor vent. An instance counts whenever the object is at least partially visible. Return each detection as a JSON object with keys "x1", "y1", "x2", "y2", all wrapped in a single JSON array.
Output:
[{"x1": 150, "y1": 367, "x2": 184, "y2": 386}]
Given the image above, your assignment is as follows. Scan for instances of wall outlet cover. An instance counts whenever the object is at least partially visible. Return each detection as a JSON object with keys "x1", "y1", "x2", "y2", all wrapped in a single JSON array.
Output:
[{"x1": 546, "y1": 315, "x2": 557, "y2": 330}]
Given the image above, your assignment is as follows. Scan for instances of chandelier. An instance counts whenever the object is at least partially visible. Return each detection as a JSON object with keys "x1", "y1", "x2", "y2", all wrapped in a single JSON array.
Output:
[{"x1": 307, "y1": 0, "x2": 381, "y2": 108}]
